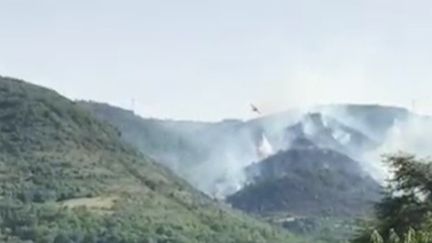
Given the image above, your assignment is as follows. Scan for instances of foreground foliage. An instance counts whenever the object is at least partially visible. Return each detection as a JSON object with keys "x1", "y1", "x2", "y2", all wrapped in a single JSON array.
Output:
[
  {"x1": 354, "y1": 154, "x2": 432, "y2": 243},
  {"x1": 368, "y1": 227, "x2": 432, "y2": 243}
]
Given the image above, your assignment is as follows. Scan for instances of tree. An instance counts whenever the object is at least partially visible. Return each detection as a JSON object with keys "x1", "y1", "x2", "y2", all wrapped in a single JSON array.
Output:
[
  {"x1": 54, "y1": 232, "x2": 73, "y2": 243},
  {"x1": 354, "y1": 154, "x2": 432, "y2": 242},
  {"x1": 388, "y1": 229, "x2": 400, "y2": 243},
  {"x1": 370, "y1": 230, "x2": 384, "y2": 243}
]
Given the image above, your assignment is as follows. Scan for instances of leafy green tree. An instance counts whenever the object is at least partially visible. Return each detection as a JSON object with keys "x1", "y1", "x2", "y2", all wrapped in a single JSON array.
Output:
[
  {"x1": 403, "y1": 228, "x2": 415, "y2": 243},
  {"x1": 354, "y1": 154, "x2": 432, "y2": 243}
]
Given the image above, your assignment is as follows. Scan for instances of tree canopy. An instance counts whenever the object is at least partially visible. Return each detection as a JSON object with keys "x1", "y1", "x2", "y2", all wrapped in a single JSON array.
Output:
[{"x1": 354, "y1": 154, "x2": 432, "y2": 243}]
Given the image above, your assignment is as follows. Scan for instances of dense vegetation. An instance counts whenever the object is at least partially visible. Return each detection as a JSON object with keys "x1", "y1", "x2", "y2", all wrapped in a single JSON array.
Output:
[
  {"x1": 81, "y1": 101, "x2": 395, "y2": 243},
  {"x1": 354, "y1": 154, "x2": 432, "y2": 243},
  {"x1": 227, "y1": 145, "x2": 381, "y2": 217},
  {"x1": 78, "y1": 101, "x2": 212, "y2": 172},
  {"x1": 79, "y1": 101, "x2": 251, "y2": 196},
  {"x1": 221, "y1": 140, "x2": 381, "y2": 243},
  {"x1": 0, "y1": 76, "x2": 303, "y2": 243}
]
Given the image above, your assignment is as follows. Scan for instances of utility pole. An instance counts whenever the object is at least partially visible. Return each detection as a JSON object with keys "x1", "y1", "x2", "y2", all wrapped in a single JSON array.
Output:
[
  {"x1": 131, "y1": 98, "x2": 135, "y2": 114},
  {"x1": 411, "y1": 99, "x2": 416, "y2": 113}
]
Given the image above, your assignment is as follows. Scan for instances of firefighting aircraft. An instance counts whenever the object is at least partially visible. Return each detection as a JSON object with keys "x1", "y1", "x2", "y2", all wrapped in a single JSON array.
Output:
[{"x1": 250, "y1": 104, "x2": 261, "y2": 114}]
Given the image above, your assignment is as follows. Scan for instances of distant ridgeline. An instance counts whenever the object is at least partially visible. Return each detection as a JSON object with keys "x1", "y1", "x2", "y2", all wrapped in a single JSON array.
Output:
[
  {"x1": 0, "y1": 76, "x2": 304, "y2": 243},
  {"x1": 81, "y1": 100, "x2": 419, "y2": 242},
  {"x1": 81, "y1": 102, "x2": 409, "y2": 205}
]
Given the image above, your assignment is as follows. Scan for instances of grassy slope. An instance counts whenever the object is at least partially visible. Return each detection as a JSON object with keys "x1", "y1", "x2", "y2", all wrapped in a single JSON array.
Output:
[{"x1": 0, "y1": 76, "x2": 304, "y2": 243}]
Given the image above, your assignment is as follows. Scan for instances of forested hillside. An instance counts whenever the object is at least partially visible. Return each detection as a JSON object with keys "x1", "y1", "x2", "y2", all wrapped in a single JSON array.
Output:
[
  {"x1": 0, "y1": 76, "x2": 302, "y2": 243},
  {"x1": 79, "y1": 98, "x2": 427, "y2": 243},
  {"x1": 227, "y1": 145, "x2": 381, "y2": 217}
]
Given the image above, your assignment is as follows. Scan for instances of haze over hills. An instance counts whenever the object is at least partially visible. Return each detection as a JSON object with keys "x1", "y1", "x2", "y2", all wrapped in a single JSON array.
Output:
[
  {"x1": 0, "y1": 76, "x2": 303, "y2": 243},
  {"x1": 0, "y1": 74, "x2": 427, "y2": 242},
  {"x1": 80, "y1": 101, "x2": 428, "y2": 242},
  {"x1": 3, "y1": 0, "x2": 432, "y2": 241},
  {"x1": 80, "y1": 101, "x2": 416, "y2": 196}
]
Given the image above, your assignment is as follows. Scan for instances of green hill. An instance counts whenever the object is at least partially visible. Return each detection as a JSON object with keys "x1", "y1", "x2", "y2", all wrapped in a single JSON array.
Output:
[
  {"x1": 0, "y1": 76, "x2": 302, "y2": 243},
  {"x1": 77, "y1": 101, "x2": 212, "y2": 173},
  {"x1": 78, "y1": 101, "x2": 254, "y2": 197}
]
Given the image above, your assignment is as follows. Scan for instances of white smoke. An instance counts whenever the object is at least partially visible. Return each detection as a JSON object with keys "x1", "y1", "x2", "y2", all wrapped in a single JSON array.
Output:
[
  {"x1": 206, "y1": 108, "x2": 432, "y2": 199},
  {"x1": 204, "y1": 132, "x2": 278, "y2": 199},
  {"x1": 152, "y1": 105, "x2": 432, "y2": 198},
  {"x1": 178, "y1": 126, "x2": 265, "y2": 199},
  {"x1": 318, "y1": 105, "x2": 383, "y2": 141},
  {"x1": 257, "y1": 134, "x2": 274, "y2": 159},
  {"x1": 332, "y1": 129, "x2": 352, "y2": 145},
  {"x1": 275, "y1": 106, "x2": 432, "y2": 184},
  {"x1": 192, "y1": 151, "x2": 257, "y2": 199},
  {"x1": 363, "y1": 115, "x2": 432, "y2": 182}
]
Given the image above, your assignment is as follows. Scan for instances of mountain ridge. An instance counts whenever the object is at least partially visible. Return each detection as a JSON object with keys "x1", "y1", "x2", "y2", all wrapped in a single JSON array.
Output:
[
  {"x1": 227, "y1": 146, "x2": 381, "y2": 217},
  {"x1": 0, "y1": 76, "x2": 300, "y2": 243},
  {"x1": 79, "y1": 101, "x2": 410, "y2": 196}
]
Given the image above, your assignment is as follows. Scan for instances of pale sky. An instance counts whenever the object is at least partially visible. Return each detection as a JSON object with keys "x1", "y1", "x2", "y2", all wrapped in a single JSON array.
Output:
[{"x1": 1, "y1": 0, "x2": 432, "y2": 121}]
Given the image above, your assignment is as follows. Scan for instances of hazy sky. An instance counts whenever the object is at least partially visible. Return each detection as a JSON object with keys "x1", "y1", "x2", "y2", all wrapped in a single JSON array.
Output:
[{"x1": 1, "y1": 0, "x2": 432, "y2": 121}]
